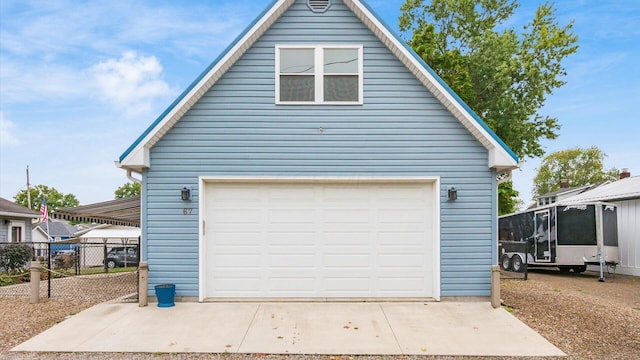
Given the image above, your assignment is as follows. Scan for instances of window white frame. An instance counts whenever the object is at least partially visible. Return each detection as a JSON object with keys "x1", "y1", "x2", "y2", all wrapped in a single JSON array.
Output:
[
  {"x1": 7, "y1": 221, "x2": 25, "y2": 243},
  {"x1": 275, "y1": 44, "x2": 363, "y2": 105}
]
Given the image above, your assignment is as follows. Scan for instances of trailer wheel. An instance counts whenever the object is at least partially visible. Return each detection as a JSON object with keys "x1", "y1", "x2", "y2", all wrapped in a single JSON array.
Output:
[
  {"x1": 511, "y1": 254, "x2": 524, "y2": 273},
  {"x1": 573, "y1": 265, "x2": 587, "y2": 273},
  {"x1": 500, "y1": 254, "x2": 512, "y2": 271}
]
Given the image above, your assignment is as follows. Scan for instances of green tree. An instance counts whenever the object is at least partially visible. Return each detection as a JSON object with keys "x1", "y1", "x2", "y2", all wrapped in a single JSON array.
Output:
[
  {"x1": 399, "y1": 0, "x2": 578, "y2": 214},
  {"x1": 533, "y1": 146, "x2": 618, "y2": 197},
  {"x1": 498, "y1": 181, "x2": 523, "y2": 215},
  {"x1": 13, "y1": 184, "x2": 79, "y2": 212},
  {"x1": 114, "y1": 182, "x2": 141, "y2": 199}
]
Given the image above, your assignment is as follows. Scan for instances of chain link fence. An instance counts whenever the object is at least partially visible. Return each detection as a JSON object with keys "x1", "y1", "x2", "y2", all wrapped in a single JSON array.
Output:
[{"x1": 0, "y1": 241, "x2": 138, "y2": 302}]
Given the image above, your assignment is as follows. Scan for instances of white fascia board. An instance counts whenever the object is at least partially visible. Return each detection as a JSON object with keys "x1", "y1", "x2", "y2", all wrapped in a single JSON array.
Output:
[
  {"x1": 120, "y1": 146, "x2": 149, "y2": 170},
  {"x1": 346, "y1": 0, "x2": 518, "y2": 170},
  {"x1": 0, "y1": 211, "x2": 40, "y2": 220},
  {"x1": 119, "y1": 0, "x2": 293, "y2": 170},
  {"x1": 489, "y1": 147, "x2": 519, "y2": 170}
]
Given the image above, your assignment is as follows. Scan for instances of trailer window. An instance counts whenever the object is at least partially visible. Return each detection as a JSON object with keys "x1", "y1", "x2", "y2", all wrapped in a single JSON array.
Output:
[
  {"x1": 603, "y1": 205, "x2": 618, "y2": 246},
  {"x1": 557, "y1": 205, "x2": 596, "y2": 246}
]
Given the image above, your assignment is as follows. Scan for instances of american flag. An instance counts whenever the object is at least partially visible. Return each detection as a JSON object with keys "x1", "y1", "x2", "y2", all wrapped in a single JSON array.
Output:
[{"x1": 40, "y1": 198, "x2": 48, "y2": 223}]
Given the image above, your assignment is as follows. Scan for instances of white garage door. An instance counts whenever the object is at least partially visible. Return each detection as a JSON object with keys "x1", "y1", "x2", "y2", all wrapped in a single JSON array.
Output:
[{"x1": 202, "y1": 180, "x2": 437, "y2": 299}]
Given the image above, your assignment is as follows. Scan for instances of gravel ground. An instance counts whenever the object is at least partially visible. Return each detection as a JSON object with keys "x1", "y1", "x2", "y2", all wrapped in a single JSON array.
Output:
[
  {"x1": 500, "y1": 269, "x2": 640, "y2": 360},
  {"x1": 1, "y1": 269, "x2": 638, "y2": 360}
]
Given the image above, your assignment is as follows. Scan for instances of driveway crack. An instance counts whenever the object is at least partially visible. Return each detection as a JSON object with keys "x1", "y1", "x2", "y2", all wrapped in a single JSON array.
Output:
[
  {"x1": 237, "y1": 303, "x2": 261, "y2": 353},
  {"x1": 379, "y1": 303, "x2": 403, "y2": 355}
]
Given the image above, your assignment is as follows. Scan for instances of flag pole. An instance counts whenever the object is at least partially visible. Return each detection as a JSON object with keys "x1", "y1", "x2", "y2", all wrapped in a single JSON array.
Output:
[
  {"x1": 40, "y1": 197, "x2": 51, "y2": 242},
  {"x1": 46, "y1": 217, "x2": 51, "y2": 242}
]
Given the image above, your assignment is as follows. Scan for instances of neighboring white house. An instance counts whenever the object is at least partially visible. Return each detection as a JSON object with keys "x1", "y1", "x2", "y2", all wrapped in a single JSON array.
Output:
[
  {"x1": 562, "y1": 171, "x2": 640, "y2": 276},
  {"x1": 534, "y1": 183, "x2": 600, "y2": 207},
  {"x1": 74, "y1": 225, "x2": 140, "y2": 267}
]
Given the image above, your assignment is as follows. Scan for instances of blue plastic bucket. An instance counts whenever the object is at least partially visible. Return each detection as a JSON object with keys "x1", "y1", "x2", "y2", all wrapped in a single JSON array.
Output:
[{"x1": 154, "y1": 284, "x2": 175, "y2": 308}]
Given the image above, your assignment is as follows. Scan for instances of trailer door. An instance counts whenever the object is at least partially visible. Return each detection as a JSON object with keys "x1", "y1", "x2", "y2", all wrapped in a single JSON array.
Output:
[{"x1": 535, "y1": 210, "x2": 552, "y2": 262}]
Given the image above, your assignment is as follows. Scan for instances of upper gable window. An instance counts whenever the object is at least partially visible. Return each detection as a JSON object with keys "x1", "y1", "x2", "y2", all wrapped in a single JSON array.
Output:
[{"x1": 276, "y1": 45, "x2": 363, "y2": 105}]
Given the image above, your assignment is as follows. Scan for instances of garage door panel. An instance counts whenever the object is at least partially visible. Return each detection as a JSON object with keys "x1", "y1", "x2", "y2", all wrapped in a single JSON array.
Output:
[
  {"x1": 212, "y1": 231, "x2": 262, "y2": 245},
  {"x1": 377, "y1": 231, "x2": 429, "y2": 246},
  {"x1": 322, "y1": 186, "x2": 371, "y2": 200},
  {"x1": 213, "y1": 209, "x2": 262, "y2": 224},
  {"x1": 268, "y1": 186, "x2": 316, "y2": 199},
  {"x1": 212, "y1": 254, "x2": 261, "y2": 267},
  {"x1": 323, "y1": 231, "x2": 371, "y2": 245},
  {"x1": 268, "y1": 254, "x2": 316, "y2": 268},
  {"x1": 204, "y1": 181, "x2": 436, "y2": 298},
  {"x1": 322, "y1": 209, "x2": 371, "y2": 223},
  {"x1": 323, "y1": 278, "x2": 372, "y2": 293},
  {"x1": 378, "y1": 253, "x2": 425, "y2": 267},
  {"x1": 267, "y1": 278, "x2": 316, "y2": 294},
  {"x1": 269, "y1": 209, "x2": 316, "y2": 223},
  {"x1": 265, "y1": 232, "x2": 316, "y2": 246},
  {"x1": 323, "y1": 254, "x2": 370, "y2": 267},
  {"x1": 213, "y1": 278, "x2": 262, "y2": 293},
  {"x1": 378, "y1": 278, "x2": 427, "y2": 294},
  {"x1": 265, "y1": 244, "x2": 315, "y2": 253},
  {"x1": 378, "y1": 209, "x2": 429, "y2": 223}
]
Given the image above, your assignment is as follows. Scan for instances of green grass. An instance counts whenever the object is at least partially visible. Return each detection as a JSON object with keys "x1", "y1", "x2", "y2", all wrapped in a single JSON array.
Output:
[
  {"x1": 502, "y1": 305, "x2": 514, "y2": 313},
  {"x1": 78, "y1": 266, "x2": 137, "y2": 275}
]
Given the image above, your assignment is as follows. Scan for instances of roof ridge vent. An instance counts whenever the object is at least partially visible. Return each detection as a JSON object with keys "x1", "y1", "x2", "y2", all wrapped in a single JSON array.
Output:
[{"x1": 307, "y1": 0, "x2": 331, "y2": 13}]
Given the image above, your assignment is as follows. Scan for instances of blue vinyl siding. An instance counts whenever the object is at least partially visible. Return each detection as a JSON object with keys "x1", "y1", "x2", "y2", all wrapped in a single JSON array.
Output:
[{"x1": 143, "y1": 0, "x2": 496, "y2": 298}]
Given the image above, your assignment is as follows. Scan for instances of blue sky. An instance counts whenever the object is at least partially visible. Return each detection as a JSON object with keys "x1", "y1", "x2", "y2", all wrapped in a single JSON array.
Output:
[{"x1": 1, "y1": 0, "x2": 639, "y2": 207}]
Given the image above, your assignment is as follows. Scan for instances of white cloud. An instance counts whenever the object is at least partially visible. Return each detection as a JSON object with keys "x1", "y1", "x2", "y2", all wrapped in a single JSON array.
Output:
[
  {"x1": 91, "y1": 52, "x2": 172, "y2": 116},
  {"x1": 0, "y1": 113, "x2": 20, "y2": 147}
]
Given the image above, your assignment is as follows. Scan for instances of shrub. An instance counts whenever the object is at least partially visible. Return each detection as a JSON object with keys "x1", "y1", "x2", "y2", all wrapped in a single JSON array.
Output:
[
  {"x1": 54, "y1": 254, "x2": 76, "y2": 270},
  {"x1": 0, "y1": 243, "x2": 33, "y2": 274}
]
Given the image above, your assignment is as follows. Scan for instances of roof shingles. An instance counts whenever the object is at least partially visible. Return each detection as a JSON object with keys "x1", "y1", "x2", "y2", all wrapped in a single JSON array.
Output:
[{"x1": 0, "y1": 197, "x2": 40, "y2": 218}]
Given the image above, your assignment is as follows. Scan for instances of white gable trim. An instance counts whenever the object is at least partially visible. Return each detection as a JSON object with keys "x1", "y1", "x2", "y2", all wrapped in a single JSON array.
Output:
[{"x1": 119, "y1": 0, "x2": 517, "y2": 171}]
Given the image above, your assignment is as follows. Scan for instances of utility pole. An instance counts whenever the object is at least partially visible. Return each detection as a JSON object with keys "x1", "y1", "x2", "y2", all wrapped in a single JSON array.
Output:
[{"x1": 26, "y1": 166, "x2": 32, "y2": 209}]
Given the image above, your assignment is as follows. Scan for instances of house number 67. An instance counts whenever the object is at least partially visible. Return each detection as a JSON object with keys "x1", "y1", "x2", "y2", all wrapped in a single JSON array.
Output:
[{"x1": 183, "y1": 208, "x2": 193, "y2": 215}]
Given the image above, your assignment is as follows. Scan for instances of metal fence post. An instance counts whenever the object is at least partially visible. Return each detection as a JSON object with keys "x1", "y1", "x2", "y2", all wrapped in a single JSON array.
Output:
[
  {"x1": 47, "y1": 242, "x2": 51, "y2": 298},
  {"x1": 103, "y1": 242, "x2": 108, "y2": 273},
  {"x1": 30, "y1": 261, "x2": 41, "y2": 304},
  {"x1": 491, "y1": 265, "x2": 501, "y2": 308},
  {"x1": 138, "y1": 261, "x2": 148, "y2": 307}
]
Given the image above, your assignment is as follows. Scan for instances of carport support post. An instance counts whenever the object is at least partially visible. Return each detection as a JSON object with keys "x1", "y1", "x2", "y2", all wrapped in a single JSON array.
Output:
[
  {"x1": 138, "y1": 261, "x2": 148, "y2": 307},
  {"x1": 491, "y1": 265, "x2": 501, "y2": 309},
  {"x1": 30, "y1": 261, "x2": 41, "y2": 304}
]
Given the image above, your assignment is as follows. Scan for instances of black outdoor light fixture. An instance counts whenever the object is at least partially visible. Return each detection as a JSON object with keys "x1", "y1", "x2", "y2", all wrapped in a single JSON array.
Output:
[
  {"x1": 181, "y1": 186, "x2": 192, "y2": 201},
  {"x1": 448, "y1": 186, "x2": 458, "y2": 201}
]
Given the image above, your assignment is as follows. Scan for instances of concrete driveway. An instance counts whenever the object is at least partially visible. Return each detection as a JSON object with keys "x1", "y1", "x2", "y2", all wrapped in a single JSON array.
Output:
[{"x1": 12, "y1": 301, "x2": 564, "y2": 356}]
